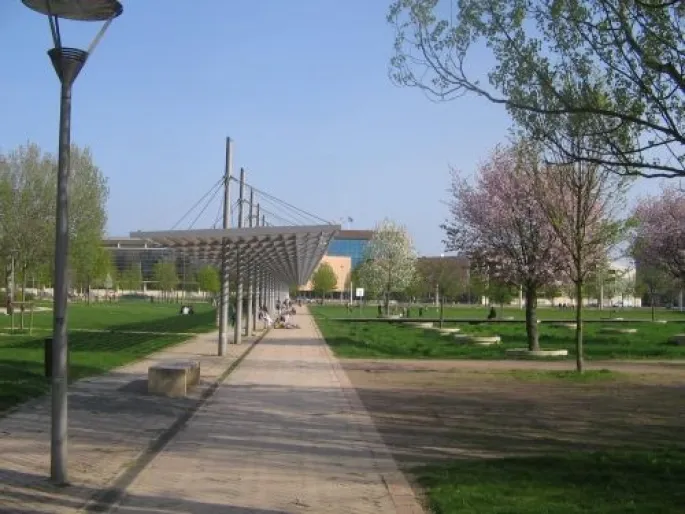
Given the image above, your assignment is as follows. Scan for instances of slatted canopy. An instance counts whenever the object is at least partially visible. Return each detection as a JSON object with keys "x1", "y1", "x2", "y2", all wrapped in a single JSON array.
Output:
[{"x1": 130, "y1": 225, "x2": 340, "y2": 286}]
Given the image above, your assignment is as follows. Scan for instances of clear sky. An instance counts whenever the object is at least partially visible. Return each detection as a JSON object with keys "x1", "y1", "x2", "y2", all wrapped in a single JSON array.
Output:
[{"x1": 0, "y1": 1, "x2": 662, "y2": 256}]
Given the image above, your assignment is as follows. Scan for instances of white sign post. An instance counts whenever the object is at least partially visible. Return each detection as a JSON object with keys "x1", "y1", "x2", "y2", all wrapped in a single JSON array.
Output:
[{"x1": 355, "y1": 288, "x2": 365, "y2": 315}]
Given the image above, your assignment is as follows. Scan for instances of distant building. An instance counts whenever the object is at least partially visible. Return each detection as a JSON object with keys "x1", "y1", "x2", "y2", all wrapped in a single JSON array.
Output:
[
  {"x1": 102, "y1": 237, "x2": 199, "y2": 291},
  {"x1": 300, "y1": 255, "x2": 352, "y2": 294},
  {"x1": 326, "y1": 230, "x2": 373, "y2": 269}
]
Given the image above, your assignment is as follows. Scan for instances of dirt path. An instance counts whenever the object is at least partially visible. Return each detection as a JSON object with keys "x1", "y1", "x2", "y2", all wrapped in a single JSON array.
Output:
[{"x1": 340, "y1": 357, "x2": 685, "y2": 470}]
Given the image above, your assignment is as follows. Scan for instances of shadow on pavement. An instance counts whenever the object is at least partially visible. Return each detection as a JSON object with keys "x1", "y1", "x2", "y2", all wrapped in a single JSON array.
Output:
[{"x1": 0, "y1": 468, "x2": 291, "y2": 513}]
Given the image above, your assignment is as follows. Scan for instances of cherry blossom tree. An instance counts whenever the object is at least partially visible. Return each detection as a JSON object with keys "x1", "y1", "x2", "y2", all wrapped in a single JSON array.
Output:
[
  {"x1": 632, "y1": 186, "x2": 685, "y2": 310},
  {"x1": 443, "y1": 142, "x2": 564, "y2": 351},
  {"x1": 633, "y1": 186, "x2": 685, "y2": 284}
]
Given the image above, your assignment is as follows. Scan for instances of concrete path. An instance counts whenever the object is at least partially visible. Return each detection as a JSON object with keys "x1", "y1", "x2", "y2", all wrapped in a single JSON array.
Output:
[
  {"x1": 0, "y1": 329, "x2": 261, "y2": 513},
  {"x1": 112, "y1": 309, "x2": 424, "y2": 514}
]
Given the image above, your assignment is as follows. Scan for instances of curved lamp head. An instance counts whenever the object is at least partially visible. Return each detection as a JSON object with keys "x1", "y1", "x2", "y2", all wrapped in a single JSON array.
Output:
[{"x1": 21, "y1": 0, "x2": 122, "y2": 21}]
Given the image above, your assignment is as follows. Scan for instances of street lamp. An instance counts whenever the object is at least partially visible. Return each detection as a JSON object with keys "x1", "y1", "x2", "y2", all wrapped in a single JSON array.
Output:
[{"x1": 21, "y1": 0, "x2": 123, "y2": 485}]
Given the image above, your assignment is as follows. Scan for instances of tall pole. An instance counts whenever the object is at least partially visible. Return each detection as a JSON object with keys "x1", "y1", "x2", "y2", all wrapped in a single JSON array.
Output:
[
  {"x1": 234, "y1": 168, "x2": 246, "y2": 344},
  {"x1": 218, "y1": 137, "x2": 232, "y2": 355},
  {"x1": 245, "y1": 188, "x2": 255, "y2": 337},
  {"x1": 49, "y1": 46, "x2": 87, "y2": 486},
  {"x1": 253, "y1": 203, "x2": 261, "y2": 332}
]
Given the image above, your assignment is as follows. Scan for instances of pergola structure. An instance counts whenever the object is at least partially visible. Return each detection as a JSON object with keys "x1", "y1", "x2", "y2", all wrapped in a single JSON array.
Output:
[
  {"x1": 131, "y1": 225, "x2": 338, "y2": 285},
  {"x1": 130, "y1": 223, "x2": 340, "y2": 351}
]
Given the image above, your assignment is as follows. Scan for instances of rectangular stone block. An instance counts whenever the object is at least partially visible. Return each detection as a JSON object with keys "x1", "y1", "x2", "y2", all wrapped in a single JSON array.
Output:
[{"x1": 148, "y1": 360, "x2": 201, "y2": 397}]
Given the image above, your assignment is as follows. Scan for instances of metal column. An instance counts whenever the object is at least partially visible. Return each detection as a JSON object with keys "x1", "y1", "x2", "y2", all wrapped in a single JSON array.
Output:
[
  {"x1": 245, "y1": 188, "x2": 254, "y2": 337},
  {"x1": 218, "y1": 137, "x2": 232, "y2": 354},
  {"x1": 233, "y1": 168, "x2": 246, "y2": 344},
  {"x1": 253, "y1": 203, "x2": 261, "y2": 332}
]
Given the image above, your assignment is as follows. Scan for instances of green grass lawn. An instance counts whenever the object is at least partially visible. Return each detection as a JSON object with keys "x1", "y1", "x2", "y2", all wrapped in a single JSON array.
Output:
[
  {"x1": 316, "y1": 303, "x2": 685, "y2": 321},
  {"x1": 416, "y1": 449, "x2": 685, "y2": 514},
  {"x1": 311, "y1": 305, "x2": 685, "y2": 360},
  {"x1": 0, "y1": 301, "x2": 216, "y2": 414}
]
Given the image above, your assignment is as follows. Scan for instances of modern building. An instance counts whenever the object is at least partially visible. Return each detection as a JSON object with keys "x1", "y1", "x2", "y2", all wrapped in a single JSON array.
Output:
[
  {"x1": 301, "y1": 255, "x2": 352, "y2": 294},
  {"x1": 326, "y1": 230, "x2": 373, "y2": 269},
  {"x1": 102, "y1": 237, "x2": 200, "y2": 291}
]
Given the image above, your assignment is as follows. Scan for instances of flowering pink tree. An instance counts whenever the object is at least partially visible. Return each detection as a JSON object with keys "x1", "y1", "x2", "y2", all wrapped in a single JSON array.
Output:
[
  {"x1": 443, "y1": 143, "x2": 564, "y2": 351},
  {"x1": 633, "y1": 186, "x2": 685, "y2": 285}
]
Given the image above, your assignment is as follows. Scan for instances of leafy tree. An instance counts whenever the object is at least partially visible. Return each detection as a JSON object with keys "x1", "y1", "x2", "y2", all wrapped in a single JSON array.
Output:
[
  {"x1": 288, "y1": 284, "x2": 300, "y2": 298},
  {"x1": 415, "y1": 256, "x2": 467, "y2": 303},
  {"x1": 153, "y1": 260, "x2": 179, "y2": 297},
  {"x1": 532, "y1": 155, "x2": 628, "y2": 372},
  {"x1": 91, "y1": 246, "x2": 114, "y2": 289},
  {"x1": 635, "y1": 265, "x2": 669, "y2": 320},
  {"x1": 312, "y1": 262, "x2": 337, "y2": 298},
  {"x1": 389, "y1": 0, "x2": 684, "y2": 178},
  {"x1": 0, "y1": 144, "x2": 54, "y2": 293},
  {"x1": 69, "y1": 146, "x2": 109, "y2": 292},
  {"x1": 196, "y1": 265, "x2": 220, "y2": 295},
  {"x1": 444, "y1": 142, "x2": 564, "y2": 351},
  {"x1": 0, "y1": 143, "x2": 108, "y2": 296},
  {"x1": 488, "y1": 279, "x2": 517, "y2": 315},
  {"x1": 362, "y1": 219, "x2": 417, "y2": 314},
  {"x1": 120, "y1": 262, "x2": 143, "y2": 292},
  {"x1": 404, "y1": 267, "x2": 431, "y2": 301},
  {"x1": 354, "y1": 261, "x2": 380, "y2": 300}
]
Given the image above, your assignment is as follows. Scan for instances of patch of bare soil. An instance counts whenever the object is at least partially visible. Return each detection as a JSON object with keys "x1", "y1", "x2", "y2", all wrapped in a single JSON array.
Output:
[{"x1": 341, "y1": 359, "x2": 685, "y2": 469}]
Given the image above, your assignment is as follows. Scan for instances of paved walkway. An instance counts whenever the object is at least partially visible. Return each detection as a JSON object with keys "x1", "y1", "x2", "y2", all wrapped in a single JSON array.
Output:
[
  {"x1": 112, "y1": 309, "x2": 424, "y2": 514},
  {"x1": 0, "y1": 329, "x2": 261, "y2": 513}
]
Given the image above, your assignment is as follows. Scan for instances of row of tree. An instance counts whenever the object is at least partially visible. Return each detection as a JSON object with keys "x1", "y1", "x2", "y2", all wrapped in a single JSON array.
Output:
[
  {"x1": 92, "y1": 260, "x2": 221, "y2": 297},
  {"x1": 0, "y1": 143, "x2": 225, "y2": 302},
  {"x1": 0, "y1": 143, "x2": 108, "y2": 301},
  {"x1": 387, "y1": 0, "x2": 684, "y2": 373}
]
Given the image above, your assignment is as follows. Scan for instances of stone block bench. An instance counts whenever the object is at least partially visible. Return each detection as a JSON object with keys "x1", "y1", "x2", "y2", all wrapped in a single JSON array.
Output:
[
  {"x1": 148, "y1": 360, "x2": 201, "y2": 398},
  {"x1": 600, "y1": 327, "x2": 638, "y2": 334},
  {"x1": 670, "y1": 334, "x2": 685, "y2": 346}
]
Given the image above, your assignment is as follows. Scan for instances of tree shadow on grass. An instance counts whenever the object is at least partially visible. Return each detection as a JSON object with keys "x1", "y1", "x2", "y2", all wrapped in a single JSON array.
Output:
[
  {"x1": 417, "y1": 449, "x2": 685, "y2": 514},
  {"x1": 0, "y1": 309, "x2": 218, "y2": 414},
  {"x1": 0, "y1": 468, "x2": 292, "y2": 514},
  {"x1": 0, "y1": 360, "x2": 104, "y2": 414}
]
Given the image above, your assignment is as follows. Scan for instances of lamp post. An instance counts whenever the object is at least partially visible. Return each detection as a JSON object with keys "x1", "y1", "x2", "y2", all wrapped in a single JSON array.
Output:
[{"x1": 22, "y1": 0, "x2": 123, "y2": 485}]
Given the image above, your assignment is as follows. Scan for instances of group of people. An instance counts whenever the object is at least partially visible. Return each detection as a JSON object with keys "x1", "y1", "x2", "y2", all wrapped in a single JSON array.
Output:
[
  {"x1": 179, "y1": 304, "x2": 195, "y2": 315},
  {"x1": 267, "y1": 298, "x2": 299, "y2": 329}
]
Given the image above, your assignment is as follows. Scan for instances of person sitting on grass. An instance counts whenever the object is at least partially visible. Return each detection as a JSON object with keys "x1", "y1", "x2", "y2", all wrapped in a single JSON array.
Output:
[{"x1": 487, "y1": 306, "x2": 497, "y2": 320}]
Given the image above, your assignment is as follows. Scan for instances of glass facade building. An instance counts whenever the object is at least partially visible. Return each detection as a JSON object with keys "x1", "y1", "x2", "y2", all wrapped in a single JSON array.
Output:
[
  {"x1": 326, "y1": 230, "x2": 373, "y2": 268},
  {"x1": 102, "y1": 238, "x2": 200, "y2": 289}
]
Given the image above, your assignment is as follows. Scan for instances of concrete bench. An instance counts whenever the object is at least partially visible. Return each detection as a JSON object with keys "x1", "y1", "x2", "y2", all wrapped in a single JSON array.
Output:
[{"x1": 148, "y1": 360, "x2": 200, "y2": 398}]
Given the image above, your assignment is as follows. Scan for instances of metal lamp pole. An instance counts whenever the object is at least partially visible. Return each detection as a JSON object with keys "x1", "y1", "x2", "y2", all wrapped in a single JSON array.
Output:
[{"x1": 22, "y1": 0, "x2": 123, "y2": 485}]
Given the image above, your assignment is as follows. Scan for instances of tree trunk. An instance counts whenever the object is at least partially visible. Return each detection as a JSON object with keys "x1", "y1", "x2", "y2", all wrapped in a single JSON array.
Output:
[
  {"x1": 20, "y1": 264, "x2": 26, "y2": 331},
  {"x1": 439, "y1": 296, "x2": 444, "y2": 328},
  {"x1": 650, "y1": 291, "x2": 655, "y2": 322},
  {"x1": 524, "y1": 286, "x2": 539, "y2": 351},
  {"x1": 575, "y1": 279, "x2": 584, "y2": 373}
]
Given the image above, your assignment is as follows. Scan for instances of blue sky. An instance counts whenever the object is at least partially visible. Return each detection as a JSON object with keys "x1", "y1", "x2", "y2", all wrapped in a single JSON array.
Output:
[{"x1": 0, "y1": 1, "x2": 661, "y2": 255}]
